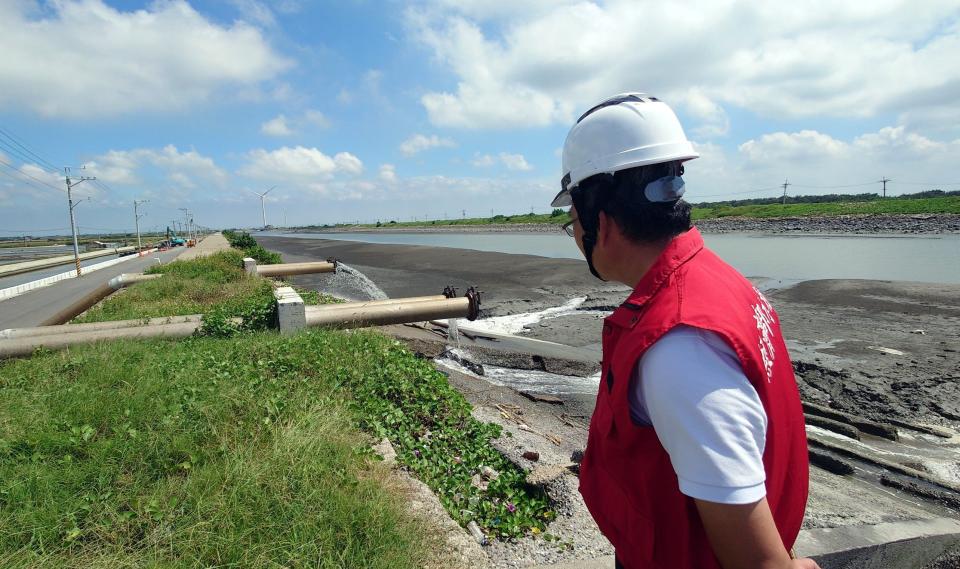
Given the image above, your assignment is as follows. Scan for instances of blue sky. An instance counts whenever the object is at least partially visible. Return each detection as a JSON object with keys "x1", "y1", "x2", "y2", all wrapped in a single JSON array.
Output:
[{"x1": 1, "y1": 0, "x2": 958, "y2": 235}]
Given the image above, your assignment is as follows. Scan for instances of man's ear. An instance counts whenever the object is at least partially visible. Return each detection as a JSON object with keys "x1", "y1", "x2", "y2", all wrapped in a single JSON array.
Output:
[{"x1": 597, "y1": 210, "x2": 611, "y2": 248}]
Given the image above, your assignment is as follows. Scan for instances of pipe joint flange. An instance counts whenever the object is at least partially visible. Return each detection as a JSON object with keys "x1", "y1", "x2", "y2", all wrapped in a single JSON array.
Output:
[
  {"x1": 464, "y1": 287, "x2": 482, "y2": 320},
  {"x1": 442, "y1": 285, "x2": 458, "y2": 299}
]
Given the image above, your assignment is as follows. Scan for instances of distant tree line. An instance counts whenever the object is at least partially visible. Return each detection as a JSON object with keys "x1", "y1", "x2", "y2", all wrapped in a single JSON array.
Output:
[{"x1": 691, "y1": 189, "x2": 959, "y2": 208}]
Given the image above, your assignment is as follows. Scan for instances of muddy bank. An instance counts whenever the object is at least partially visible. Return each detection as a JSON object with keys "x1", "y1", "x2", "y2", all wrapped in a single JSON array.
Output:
[
  {"x1": 259, "y1": 233, "x2": 960, "y2": 434},
  {"x1": 257, "y1": 235, "x2": 960, "y2": 567},
  {"x1": 288, "y1": 212, "x2": 960, "y2": 236}
]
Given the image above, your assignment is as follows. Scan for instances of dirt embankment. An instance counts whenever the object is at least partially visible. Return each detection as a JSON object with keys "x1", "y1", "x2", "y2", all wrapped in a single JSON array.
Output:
[{"x1": 290, "y1": 213, "x2": 960, "y2": 236}]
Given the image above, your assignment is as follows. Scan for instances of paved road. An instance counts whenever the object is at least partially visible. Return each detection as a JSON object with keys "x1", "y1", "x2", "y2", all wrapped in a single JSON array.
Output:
[
  {"x1": 0, "y1": 254, "x2": 123, "y2": 289},
  {"x1": 0, "y1": 249, "x2": 184, "y2": 330}
]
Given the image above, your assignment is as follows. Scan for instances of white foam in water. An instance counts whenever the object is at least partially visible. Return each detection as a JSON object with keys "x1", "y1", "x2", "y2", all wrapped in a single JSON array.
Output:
[
  {"x1": 436, "y1": 348, "x2": 601, "y2": 396},
  {"x1": 461, "y1": 296, "x2": 592, "y2": 336}
]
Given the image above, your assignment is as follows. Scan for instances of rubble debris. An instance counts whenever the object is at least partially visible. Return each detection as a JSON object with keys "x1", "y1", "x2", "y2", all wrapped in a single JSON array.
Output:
[
  {"x1": 467, "y1": 521, "x2": 488, "y2": 546},
  {"x1": 520, "y1": 391, "x2": 564, "y2": 405}
]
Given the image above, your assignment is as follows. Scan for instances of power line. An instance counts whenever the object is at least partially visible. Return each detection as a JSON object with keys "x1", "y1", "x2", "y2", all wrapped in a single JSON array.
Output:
[
  {"x1": 0, "y1": 127, "x2": 62, "y2": 173},
  {"x1": 790, "y1": 181, "x2": 877, "y2": 190},
  {"x1": 0, "y1": 162, "x2": 66, "y2": 194},
  {"x1": 0, "y1": 227, "x2": 71, "y2": 233},
  {"x1": 694, "y1": 185, "x2": 782, "y2": 199}
]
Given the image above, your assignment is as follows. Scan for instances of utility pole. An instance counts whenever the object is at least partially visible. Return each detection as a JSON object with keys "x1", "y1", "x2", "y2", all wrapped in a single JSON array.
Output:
[
  {"x1": 64, "y1": 167, "x2": 95, "y2": 277},
  {"x1": 134, "y1": 199, "x2": 148, "y2": 250},
  {"x1": 879, "y1": 177, "x2": 891, "y2": 198},
  {"x1": 781, "y1": 178, "x2": 791, "y2": 206},
  {"x1": 462, "y1": 209, "x2": 466, "y2": 219},
  {"x1": 179, "y1": 208, "x2": 191, "y2": 242}
]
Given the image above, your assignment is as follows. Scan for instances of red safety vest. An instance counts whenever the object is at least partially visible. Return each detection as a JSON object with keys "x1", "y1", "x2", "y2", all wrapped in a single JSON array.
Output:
[{"x1": 578, "y1": 228, "x2": 808, "y2": 569}]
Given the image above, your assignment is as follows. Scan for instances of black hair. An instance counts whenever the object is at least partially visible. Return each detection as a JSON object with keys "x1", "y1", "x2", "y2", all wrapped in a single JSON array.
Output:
[{"x1": 574, "y1": 160, "x2": 692, "y2": 245}]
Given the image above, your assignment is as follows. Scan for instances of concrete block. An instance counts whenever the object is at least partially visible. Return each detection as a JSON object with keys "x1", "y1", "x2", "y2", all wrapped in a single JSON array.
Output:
[
  {"x1": 243, "y1": 257, "x2": 257, "y2": 275},
  {"x1": 273, "y1": 286, "x2": 305, "y2": 335}
]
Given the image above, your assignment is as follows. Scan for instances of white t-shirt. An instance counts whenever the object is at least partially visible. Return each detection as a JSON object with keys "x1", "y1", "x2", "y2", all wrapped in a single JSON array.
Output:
[{"x1": 628, "y1": 325, "x2": 768, "y2": 505}]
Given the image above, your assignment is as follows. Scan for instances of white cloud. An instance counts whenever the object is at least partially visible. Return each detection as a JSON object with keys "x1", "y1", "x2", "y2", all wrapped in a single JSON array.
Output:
[
  {"x1": 261, "y1": 110, "x2": 330, "y2": 136},
  {"x1": 472, "y1": 154, "x2": 496, "y2": 167},
  {"x1": 229, "y1": 0, "x2": 276, "y2": 27},
  {"x1": 399, "y1": 134, "x2": 457, "y2": 156},
  {"x1": 239, "y1": 146, "x2": 363, "y2": 181},
  {"x1": 499, "y1": 152, "x2": 533, "y2": 171},
  {"x1": 471, "y1": 152, "x2": 532, "y2": 170},
  {"x1": 682, "y1": 126, "x2": 960, "y2": 202},
  {"x1": 303, "y1": 110, "x2": 330, "y2": 128},
  {"x1": 408, "y1": 1, "x2": 960, "y2": 135},
  {"x1": 0, "y1": 0, "x2": 291, "y2": 118},
  {"x1": 334, "y1": 152, "x2": 364, "y2": 175},
  {"x1": 82, "y1": 145, "x2": 227, "y2": 189},
  {"x1": 261, "y1": 115, "x2": 294, "y2": 136},
  {"x1": 379, "y1": 164, "x2": 398, "y2": 183}
]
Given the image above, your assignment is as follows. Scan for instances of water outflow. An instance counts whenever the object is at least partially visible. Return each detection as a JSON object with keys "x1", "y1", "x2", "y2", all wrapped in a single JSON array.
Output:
[
  {"x1": 447, "y1": 317, "x2": 461, "y2": 350},
  {"x1": 324, "y1": 263, "x2": 388, "y2": 301}
]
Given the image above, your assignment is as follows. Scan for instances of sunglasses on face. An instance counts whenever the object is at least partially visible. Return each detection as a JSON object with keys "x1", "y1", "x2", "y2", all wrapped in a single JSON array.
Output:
[{"x1": 562, "y1": 217, "x2": 578, "y2": 237}]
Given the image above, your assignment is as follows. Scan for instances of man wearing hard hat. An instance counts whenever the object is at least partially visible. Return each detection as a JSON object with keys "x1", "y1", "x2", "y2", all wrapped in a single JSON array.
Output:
[{"x1": 553, "y1": 94, "x2": 817, "y2": 569}]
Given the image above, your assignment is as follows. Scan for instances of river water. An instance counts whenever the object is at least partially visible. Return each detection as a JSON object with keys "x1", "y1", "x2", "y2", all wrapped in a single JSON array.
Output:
[{"x1": 261, "y1": 231, "x2": 960, "y2": 284}]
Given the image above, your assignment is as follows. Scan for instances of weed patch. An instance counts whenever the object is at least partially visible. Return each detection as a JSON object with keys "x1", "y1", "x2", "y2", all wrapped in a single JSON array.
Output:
[
  {"x1": 0, "y1": 333, "x2": 434, "y2": 567},
  {"x1": 223, "y1": 230, "x2": 282, "y2": 264}
]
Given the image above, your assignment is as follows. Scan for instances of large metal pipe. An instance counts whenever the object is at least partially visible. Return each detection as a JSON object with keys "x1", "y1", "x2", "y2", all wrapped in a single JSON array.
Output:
[
  {"x1": 256, "y1": 261, "x2": 336, "y2": 277},
  {"x1": 305, "y1": 295, "x2": 448, "y2": 314},
  {"x1": 39, "y1": 273, "x2": 160, "y2": 326},
  {"x1": 0, "y1": 288, "x2": 481, "y2": 358},
  {"x1": 0, "y1": 321, "x2": 200, "y2": 359},
  {"x1": 306, "y1": 291, "x2": 480, "y2": 330},
  {"x1": 1, "y1": 314, "x2": 203, "y2": 340}
]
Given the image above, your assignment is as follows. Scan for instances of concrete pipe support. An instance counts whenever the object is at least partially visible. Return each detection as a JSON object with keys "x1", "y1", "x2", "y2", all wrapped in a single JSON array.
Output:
[
  {"x1": 256, "y1": 261, "x2": 336, "y2": 277},
  {"x1": 39, "y1": 273, "x2": 161, "y2": 326}
]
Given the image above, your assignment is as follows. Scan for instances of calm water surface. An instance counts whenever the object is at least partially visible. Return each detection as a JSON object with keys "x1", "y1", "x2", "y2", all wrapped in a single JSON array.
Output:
[{"x1": 260, "y1": 231, "x2": 960, "y2": 284}]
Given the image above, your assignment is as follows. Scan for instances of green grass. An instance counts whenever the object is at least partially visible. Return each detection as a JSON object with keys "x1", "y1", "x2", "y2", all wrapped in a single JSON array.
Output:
[
  {"x1": 0, "y1": 252, "x2": 555, "y2": 565},
  {"x1": 692, "y1": 195, "x2": 960, "y2": 219},
  {"x1": 74, "y1": 251, "x2": 276, "y2": 330},
  {"x1": 222, "y1": 230, "x2": 282, "y2": 264},
  {"x1": 0, "y1": 334, "x2": 436, "y2": 568}
]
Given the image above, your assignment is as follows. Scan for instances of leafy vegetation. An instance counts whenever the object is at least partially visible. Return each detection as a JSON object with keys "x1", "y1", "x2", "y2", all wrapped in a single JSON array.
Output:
[
  {"x1": 3, "y1": 252, "x2": 555, "y2": 566},
  {"x1": 335, "y1": 334, "x2": 554, "y2": 539},
  {"x1": 691, "y1": 194, "x2": 960, "y2": 219},
  {"x1": 222, "y1": 230, "x2": 282, "y2": 264},
  {"x1": 74, "y1": 251, "x2": 276, "y2": 331},
  {"x1": 0, "y1": 334, "x2": 436, "y2": 568}
]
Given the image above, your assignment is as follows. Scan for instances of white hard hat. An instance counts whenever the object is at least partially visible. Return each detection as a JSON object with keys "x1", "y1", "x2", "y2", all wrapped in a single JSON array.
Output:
[{"x1": 551, "y1": 93, "x2": 698, "y2": 207}]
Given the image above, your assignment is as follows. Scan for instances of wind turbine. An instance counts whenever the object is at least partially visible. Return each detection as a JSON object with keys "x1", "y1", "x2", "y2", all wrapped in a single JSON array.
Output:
[{"x1": 250, "y1": 185, "x2": 276, "y2": 229}]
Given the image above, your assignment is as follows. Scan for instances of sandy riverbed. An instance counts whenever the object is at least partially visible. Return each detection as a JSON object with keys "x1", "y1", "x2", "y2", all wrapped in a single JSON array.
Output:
[{"x1": 258, "y1": 234, "x2": 960, "y2": 567}]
